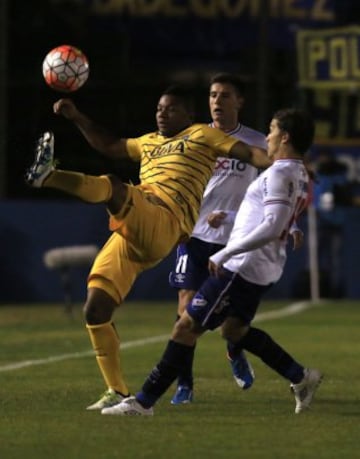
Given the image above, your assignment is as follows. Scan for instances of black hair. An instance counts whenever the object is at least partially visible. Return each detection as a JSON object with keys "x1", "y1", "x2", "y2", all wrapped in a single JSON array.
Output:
[
  {"x1": 161, "y1": 84, "x2": 195, "y2": 113},
  {"x1": 273, "y1": 108, "x2": 315, "y2": 154},
  {"x1": 209, "y1": 73, "x2": 245, "y2": 96}
]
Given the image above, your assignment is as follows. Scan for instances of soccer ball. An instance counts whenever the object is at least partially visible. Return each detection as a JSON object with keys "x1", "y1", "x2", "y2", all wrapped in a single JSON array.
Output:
[{"x1": 42, "y1": 45, "x2": 89, "y2": 93}]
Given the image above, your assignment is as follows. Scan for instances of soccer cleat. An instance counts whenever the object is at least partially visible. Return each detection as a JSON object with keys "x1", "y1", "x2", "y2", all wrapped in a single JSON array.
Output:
[
  {"x1": 170, "y1": 385, "x2": 193, "y2": 405},
  {"x1": 86, "y1": 388, "x2": 126, "y2": 411},
  {"x1": 290, "y1": 368, "x2": 323, "y2": 414},
  {"x1": 101, "y1": 396, "x2": 154, "y2": 416},
  {"x1": 25, "y1": 131, "x2": 55, "y2": 187},
  {"x1": 228, "y1": 351, "x2": 255, "y2": 390}
]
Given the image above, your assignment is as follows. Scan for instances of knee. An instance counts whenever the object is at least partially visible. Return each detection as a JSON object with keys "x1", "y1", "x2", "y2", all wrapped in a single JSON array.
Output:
[
  {"x1": 172, "y1": 312, "x2": 202, "y2": 344},
  {"x1": 83, "y1": 288, "x2": 117, "y2": 325},
  {"x1": 83, "y1": 302, "x2": 109, "y2": 325},
  {"x1": 173, "y1": 315, "x2": 191, "y2": 336},
  {"x1": 221, "y1": 319, "x2": 249, "y2": 343}
]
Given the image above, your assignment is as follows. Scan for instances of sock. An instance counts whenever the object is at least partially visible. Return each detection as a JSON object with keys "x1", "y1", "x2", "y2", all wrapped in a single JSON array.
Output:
[
  {"x1": 177, "y1": 347, "x2": 195, "y2": 388},
  {"x1": 136, "y1": 340, "x2": 195, "y2": 408},
  {"x1": 86, "y1": 322, "x2": 130, "y2": 396},
  {"x1": 44, "y1": 171, "x2": 112, "y2": 202},
  {"x1": 241, "y1": 327, "x2": 304, "y2": 384},
  {"x1": 174, "y1": 314, "x2": 195, "y2": 389},
  {"x1": 226, "y1": 340, "x2": 244, "y2": 360}
]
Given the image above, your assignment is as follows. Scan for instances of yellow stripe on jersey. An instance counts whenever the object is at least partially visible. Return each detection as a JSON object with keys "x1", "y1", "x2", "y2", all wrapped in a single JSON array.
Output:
[{"x1": 126, "y1": 123, "x2": 238, "y2": 235}]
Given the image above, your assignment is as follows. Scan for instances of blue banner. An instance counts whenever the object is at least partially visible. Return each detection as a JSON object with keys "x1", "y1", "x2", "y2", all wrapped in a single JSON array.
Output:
[{"x1": 82, "y1": 0, "x2": 337, "y2": 50}]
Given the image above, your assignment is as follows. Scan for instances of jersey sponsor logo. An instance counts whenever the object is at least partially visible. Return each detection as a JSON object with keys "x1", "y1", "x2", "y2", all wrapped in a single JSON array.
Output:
[
  {"x1": 150, "y1": 140, "x2": 185, "y2": 158},
  {"x1": 215, "y1": 158, "x2": 247, "y2": 172}
]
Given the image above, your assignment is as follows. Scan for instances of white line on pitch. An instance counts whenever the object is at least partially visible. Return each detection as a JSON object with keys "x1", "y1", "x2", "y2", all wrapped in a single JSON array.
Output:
[{"x1": 0, "y1": 301, "x2": 321, "y2": 373}]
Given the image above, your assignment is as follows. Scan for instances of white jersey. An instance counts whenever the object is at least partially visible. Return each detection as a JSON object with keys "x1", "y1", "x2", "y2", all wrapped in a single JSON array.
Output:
[
  {"x1": 210, "y1": 159, "x2": 309, "y2": 285},
  {"x1": 191, "y1": 123, "x2": 267, "y2": 245}
]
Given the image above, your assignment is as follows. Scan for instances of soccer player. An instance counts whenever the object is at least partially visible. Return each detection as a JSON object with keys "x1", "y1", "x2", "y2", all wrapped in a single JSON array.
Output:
[
  {"x1": 101, "y1": 108, "x2": 323, "y2": 417},
  {"x1": 168, "y1": 73, "x2": 266, "y2": 404},
  {"x1": 169, "y1": 74, "x2": 303, "y2": 404},
  {"x1": 25, "y1": 84, "x2": 271, "y2": 411}
]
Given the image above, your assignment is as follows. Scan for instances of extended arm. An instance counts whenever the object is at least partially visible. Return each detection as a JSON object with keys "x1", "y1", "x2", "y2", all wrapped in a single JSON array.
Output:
[
  {"x1": 209, "y1": 202, "x2": 291, "y2": 270},
  {"x1": 229, "y1": 141, "x2": 272, "y2": 170},
  {"x1": 53, "y1": 99, "x2": 129, "y2": 159}
]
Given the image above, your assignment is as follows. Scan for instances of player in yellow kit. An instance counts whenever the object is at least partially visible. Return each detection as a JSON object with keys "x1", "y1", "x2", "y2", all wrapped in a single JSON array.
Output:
[{"x1": 25, "y1": 85, "x2": 270, "y2": 410}]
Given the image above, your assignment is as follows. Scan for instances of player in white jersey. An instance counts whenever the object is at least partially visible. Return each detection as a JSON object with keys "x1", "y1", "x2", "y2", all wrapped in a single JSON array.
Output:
[
  {"x1": 169, "y1": 74, "x2": 300, "y2": 404},
  {"x1": 169, "y1": 74, "x2": 266, "y2": 403},
  {"x1": 102, "y1": 108, "x2": 323, "y2": 417},
  {"x1": 191, "y1": 124, "x2": 265, "y2": 246}
]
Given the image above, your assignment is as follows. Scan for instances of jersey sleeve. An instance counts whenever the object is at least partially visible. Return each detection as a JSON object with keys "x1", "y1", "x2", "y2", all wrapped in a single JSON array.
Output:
[
  {"x1": 209, "y1": 202, "x2": 292, "y2": 266},
  {"x1": 262, "y1": 167, "x2": 293, "y2": 207},
  {"x1": 203, "y1": 125, "x2": 239, "y2": 157}
]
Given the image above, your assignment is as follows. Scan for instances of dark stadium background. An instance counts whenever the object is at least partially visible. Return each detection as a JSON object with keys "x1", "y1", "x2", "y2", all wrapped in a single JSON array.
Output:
[
  {"x1": 3, "y1": 0, "x2": 358, "y2": 200},
  {"x1": 1, "y1": 0, "x2": 360, "y2": 303}
]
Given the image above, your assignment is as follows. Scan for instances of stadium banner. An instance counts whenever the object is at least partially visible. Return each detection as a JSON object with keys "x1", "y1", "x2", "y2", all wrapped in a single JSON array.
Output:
[
  {"x1": 85, "y1": 0, "x2": 335, "y2": 21},
  {"x1": 301, "y1": 87, "x2": 360, "y2": 143},
  {"x1": 297, "y1": 25, "x2": 360, "y2": 89},
  {"x1": 81, "y1": 0, "x2": 336, "y2": 50}
]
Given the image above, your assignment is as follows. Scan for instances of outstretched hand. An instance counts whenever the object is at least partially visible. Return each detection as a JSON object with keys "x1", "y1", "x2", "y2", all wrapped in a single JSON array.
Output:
[{"x1": 53, "y1": 98, "x2": 78, "y2": 120}]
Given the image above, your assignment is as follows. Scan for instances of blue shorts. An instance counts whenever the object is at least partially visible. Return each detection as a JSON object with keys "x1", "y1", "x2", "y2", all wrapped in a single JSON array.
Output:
[
  {"x1": 186, "y1": 268, "x2": 272, "y2": 330},
  {"x1": 169, "y1": 237, "x2": 225, "y2": 290}
]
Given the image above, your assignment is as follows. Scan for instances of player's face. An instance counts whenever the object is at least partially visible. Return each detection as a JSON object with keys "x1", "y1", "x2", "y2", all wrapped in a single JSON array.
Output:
[
  {"x1": 266, "y1": 118, "x2": 285, "y2": 159},
  {"x1": 209, "y1": 82, "x2": 244, "y2": 131},
  {"x1": 156, "y1": 95, "x2": 193, "y2": 137}
]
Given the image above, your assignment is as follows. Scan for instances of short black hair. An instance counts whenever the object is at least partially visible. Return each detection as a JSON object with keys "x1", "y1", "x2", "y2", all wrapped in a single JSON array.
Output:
[
  {"x1": 161, "y1": 84, "x2": 195, "y2": 113},
  {"x1": 209, "y1": 73, "x2": 245, "y2": 96},
  {"x1": 274, "y1": 108, "x2": 315, "y2": 154}
]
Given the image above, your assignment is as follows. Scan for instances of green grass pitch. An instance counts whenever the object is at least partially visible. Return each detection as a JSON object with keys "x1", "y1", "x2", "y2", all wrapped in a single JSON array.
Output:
[{"x1": 0, "y1": 300, "x2": 359, "y2": 459}]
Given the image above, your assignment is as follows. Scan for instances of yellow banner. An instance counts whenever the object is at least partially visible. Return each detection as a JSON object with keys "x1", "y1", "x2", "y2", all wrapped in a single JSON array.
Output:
[{"x1": 297, "y1": 26, "x2": 360, "y2": 89}]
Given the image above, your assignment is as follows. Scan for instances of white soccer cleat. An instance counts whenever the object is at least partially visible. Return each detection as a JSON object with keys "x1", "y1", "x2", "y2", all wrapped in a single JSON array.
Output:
[
  {"x1": 101, "y1": 396, "x2": 154, "y2": 416},
  {"x1": 25, "y1": 131, "x2": 55, "y2": 187},
  {"x1": 290, "y1": 368, "x2": 323, "y2": 414},
  {"x1": 86, "y1": 388, "x2": 126, "y2": 411}
]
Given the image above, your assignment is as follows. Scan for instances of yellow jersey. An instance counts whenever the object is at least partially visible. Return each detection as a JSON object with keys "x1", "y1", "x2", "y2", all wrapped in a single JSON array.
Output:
[{"x1": 126, "y1": 123, "x2": 238, "y2": 236}]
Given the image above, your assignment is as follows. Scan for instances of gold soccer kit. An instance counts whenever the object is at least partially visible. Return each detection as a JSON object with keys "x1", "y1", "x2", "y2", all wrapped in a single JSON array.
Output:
[{"x1": 88, "y1": 124, "x2": 238, "y2": 304}]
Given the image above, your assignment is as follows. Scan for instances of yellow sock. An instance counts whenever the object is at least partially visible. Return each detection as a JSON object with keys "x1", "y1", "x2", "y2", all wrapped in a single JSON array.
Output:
[
  {"x1": 44, "y1": 170, "x2": 112, "y2": 203},
  {"x1": 87, "y1": 322, "x2": 130, "y2": 396}
]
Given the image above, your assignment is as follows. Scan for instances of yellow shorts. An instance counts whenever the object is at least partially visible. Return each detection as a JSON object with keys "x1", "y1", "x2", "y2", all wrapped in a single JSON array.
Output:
[{"x1": 88, "y1": 185, "x2": 182, "y2": 304}]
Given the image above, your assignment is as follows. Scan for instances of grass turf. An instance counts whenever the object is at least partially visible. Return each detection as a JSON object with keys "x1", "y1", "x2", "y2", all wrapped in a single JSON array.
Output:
[{"x1": 0, "y1": 300, "x2": 359, "y2": 459}]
